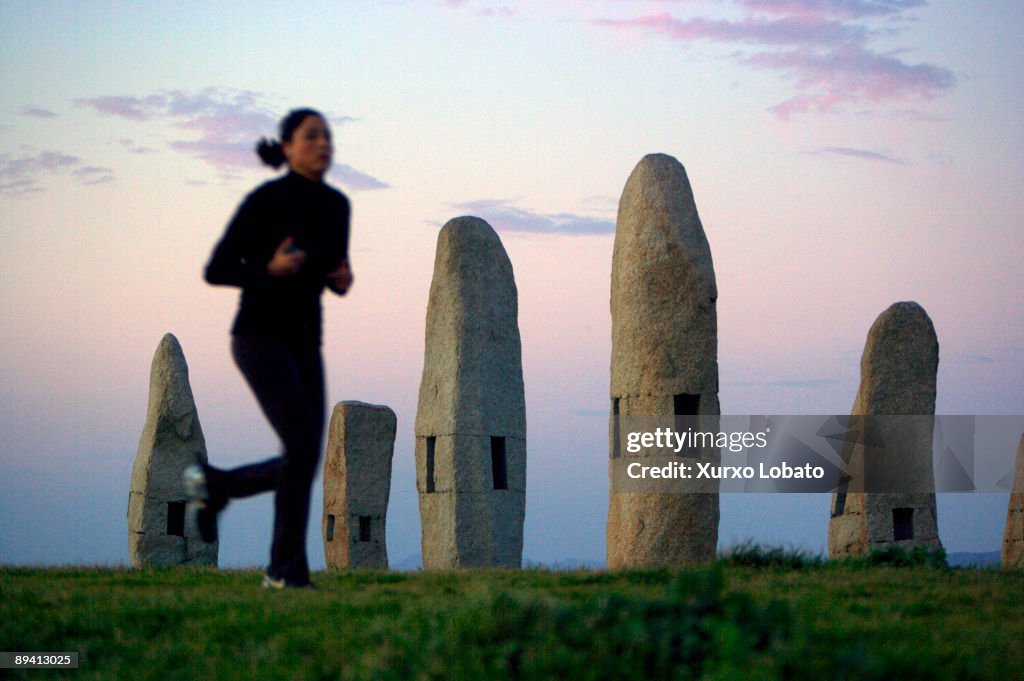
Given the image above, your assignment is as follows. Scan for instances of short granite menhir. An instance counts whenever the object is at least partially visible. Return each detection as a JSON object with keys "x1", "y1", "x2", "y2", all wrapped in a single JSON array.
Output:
[
  {"x1": 322, "y1": 401, "x2": 396, "y2": 569},
  {"x1": 829, "y1": 302, "x2": 943, "y2": 557},
  {"x1": 128, "y1": 333, "x2": 217, "y2": 567}
]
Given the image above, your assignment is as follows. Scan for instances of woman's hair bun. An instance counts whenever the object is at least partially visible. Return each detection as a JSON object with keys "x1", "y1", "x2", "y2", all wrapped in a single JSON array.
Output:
[
  {"x1": 256, "y1": 138, "x2": 286, "y2": 169},
  {"x1": 255, "y1": 109, "x2": 324, "y2": 169}
]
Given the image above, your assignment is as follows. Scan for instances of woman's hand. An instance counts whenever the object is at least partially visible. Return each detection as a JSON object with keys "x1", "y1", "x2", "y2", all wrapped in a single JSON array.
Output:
[
  {"x1": 267, "y1": 237, "x2": 306, "y2": 277},
  {"x1": 326, "y1": 259, "x2": 353, "y2": 295}
]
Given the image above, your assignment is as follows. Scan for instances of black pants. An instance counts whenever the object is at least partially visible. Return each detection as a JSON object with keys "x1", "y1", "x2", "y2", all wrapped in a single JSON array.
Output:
[{"x1": 212, "y1": 335, "x2": 325, "y2": 585}]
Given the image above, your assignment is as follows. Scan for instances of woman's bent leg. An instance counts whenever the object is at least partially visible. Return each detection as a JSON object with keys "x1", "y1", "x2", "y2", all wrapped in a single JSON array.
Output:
[
  {"x1": 211, "y1": 458, "x2": 282, "y2": 499},
  {"x1": 231, "y1": 335, "x2": 325, "y2": 586}
]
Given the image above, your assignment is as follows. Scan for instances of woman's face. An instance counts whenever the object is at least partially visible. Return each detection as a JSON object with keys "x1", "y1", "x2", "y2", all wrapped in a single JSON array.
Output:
[{"x1": 283, "y1": 115, "x2": 333, "y2": 181}]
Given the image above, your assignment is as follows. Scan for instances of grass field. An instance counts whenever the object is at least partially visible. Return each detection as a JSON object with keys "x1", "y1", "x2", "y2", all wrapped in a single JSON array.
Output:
[{"x1": 2, "y1": 550, "x2": 1022, "y2": 680}]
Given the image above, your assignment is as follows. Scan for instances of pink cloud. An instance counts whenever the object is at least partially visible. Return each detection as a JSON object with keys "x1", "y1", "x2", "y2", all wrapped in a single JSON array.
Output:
[
  {"x1": 479, "y1": 6, "x2": 515, "y2": 17},
  {"x1": 73, "y1": 166, "x2": 115, "y2": 185},
  {"x1": 20, "y1": 106, "x2": 60, "y2": 119},
  {"x1": 595, "y1": 13, "x2": 866, "y2": 47},
  {"x1": 594, "y1": 1, "x2": 953, "y2": 119},
  {"x1": 443, "y1": 0, "x2": 516, "y2": 18},
  {"x1": 740, "y1": 0, "x2": 926, "y2": 20},
  {"x1": 0, "y1": 150, "x2": 112, "y2": 194},
  {"x1": 77, "y1": 89, "x2": 275, "y2": 175},
  {"x1": 168, "y1": 140, "x2": 255, "y2": 169},
  {"x1": 77, "y1": 88, "x2": 384, "y2": 187},
  {"x1": 749, "y1": 43, "x2": 954, "y2": 117},
  {"x1": 76, "y1": 95, "x2": 166, "y2": 121},
  {"x1": 335, "y1": 164, "x2": 391, "y2": 191},
  {"x1": 446, "y1": 198, "x2": 614, "y2": 235},
  {"x1": 117, "y1": 139, "x2": 156, "y2": 155},
  {"x1": 812, "y1": 146, "x2": 907, "y2": 163}
]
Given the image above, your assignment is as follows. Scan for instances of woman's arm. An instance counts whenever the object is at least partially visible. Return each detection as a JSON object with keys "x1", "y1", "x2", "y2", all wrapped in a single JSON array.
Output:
[
  {"x1": 325, "y1": 193, "x2": 353, "y2": 295},
  {"x1": 204, "y1": 195, "x2": 269, "y2": 288},
  {"x1": 205, "y1": 193, "x2": 307, "y2": 286},
  {"x1": 326, "y1": 259, "x2": 353, "y2": 295}
]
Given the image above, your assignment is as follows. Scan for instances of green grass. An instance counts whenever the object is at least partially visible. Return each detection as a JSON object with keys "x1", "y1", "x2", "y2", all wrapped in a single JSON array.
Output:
[{"x1": 2, "y1": 556, "x2": 1022, "y2": 680}]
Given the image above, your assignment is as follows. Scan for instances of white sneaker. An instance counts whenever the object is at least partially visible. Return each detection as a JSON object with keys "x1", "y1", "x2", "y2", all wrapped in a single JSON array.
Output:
[{"x1": 183, "y1": 463, "x2": 208, "y2": 508}]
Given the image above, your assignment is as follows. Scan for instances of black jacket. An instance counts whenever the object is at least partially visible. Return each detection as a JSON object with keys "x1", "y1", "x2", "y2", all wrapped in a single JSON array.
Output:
[{"x1": 205, "y1": 171, "x2": 350, "y2": 346}]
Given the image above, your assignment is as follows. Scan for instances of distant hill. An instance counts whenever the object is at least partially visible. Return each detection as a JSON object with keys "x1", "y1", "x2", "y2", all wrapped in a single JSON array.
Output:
[
  {"x1": 394, "y1": 551, "x2": 1003, "y2": 570},
  {"x1": 392, "y1": 553, "x2": 423, "y2": 571},
  {"x1": 392, "y1": 554, "x2": 606, "y2": 571},
  {"x1": 525, "y1": 558, "x2": 606, "y2": 571},
  {"x1": 947, "y1": 551, "x2": 1001, "y2": 568}
]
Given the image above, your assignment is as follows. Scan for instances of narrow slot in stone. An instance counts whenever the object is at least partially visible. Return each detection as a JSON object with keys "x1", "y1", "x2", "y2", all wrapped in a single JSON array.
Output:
[
  {"x1": 491, "y1": 436, "x2": 508, "y2": 490},
  {"x1": 167, "y1": 501, "x2": 185, "y2": 537},
  {"x1": 425, "y1": 436, "x2": 436, "y2": 493}
]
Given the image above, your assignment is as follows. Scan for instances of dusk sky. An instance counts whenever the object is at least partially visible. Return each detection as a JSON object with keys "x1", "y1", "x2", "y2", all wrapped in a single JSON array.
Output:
[{"x1": 1, "y1": 0, "x2": 1022, "y2": 568}]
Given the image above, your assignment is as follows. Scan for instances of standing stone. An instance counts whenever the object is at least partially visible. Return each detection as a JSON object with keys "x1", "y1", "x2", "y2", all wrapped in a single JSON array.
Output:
[
  {"x1": 128, "y1": 333, "x2": 217, "y2": 567},
  {"x1": 415, "y1": 216, "x2": 526, "y2": 569},
  {"x1": 606, "y1": 153, "x2": 720, "y2": 568},
  {"x1": 1002, "y1": 434, "x2": 1024, "y2": 567},
  {"x1": 322, "y1": 401, "x2": 396, "y2": 569},
  {"x1": 828, "y1": 302, "x2": 943, "y2": 558}
]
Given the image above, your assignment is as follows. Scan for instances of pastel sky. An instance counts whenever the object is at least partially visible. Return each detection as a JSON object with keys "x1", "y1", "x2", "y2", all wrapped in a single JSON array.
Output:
[{"x1": 1, "y1": 0, "x2": 1021, "y2": 567}]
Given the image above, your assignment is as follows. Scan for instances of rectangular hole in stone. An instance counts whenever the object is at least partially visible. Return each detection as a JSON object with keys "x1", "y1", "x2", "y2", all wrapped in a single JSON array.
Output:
[
  {"x1": 612, "y1": 398, "x2": 621, "y2": 459},
  {"x1": 674, "y1": 393, "x2": 700, "y2": 415},
  {"x1": 491, "y1": 436, "x2": 508, "y2": 490},
  {"x1": 893, "y1": 508, "x2": 914, "y2": 541},
  {"x1": 167, "y1": 501, "x2": 185, "y2": 537},
  {"x1": 425, "y1": 436, "x2": 436, "y2": 493},
  {"x1": 832, "y1": 477, "x2": 849, "y2": 517},
  {"x1": 359, "y1": 516, "x2": 372, "y2": 542},
  {"x1": 674, "y1": 393, "x2": 701, "y2": 456},
  {"x1": 326, "y1": 514, "x2": 335, "y2": 542}
]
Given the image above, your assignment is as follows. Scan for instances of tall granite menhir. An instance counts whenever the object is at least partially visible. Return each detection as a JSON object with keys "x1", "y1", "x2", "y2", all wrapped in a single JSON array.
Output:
[
  {"x1": 415, "y1": 217, "x2": 526, "y2": 568},
  {"x1": 322, "y1": 401, "x2": 396, "y2": 569},
  {"x1": 1002, "y1": 434, "x2": 1024, "y2": 567},
  {"x1": 829, "y1": 302, "x2": 943, "y2": 557},
  {"x1": 607, "y1": 153, "x2": 720, "y2": 568},
  {"x1": 128, "y1": 333, "x2": 217, "y2": 567}
]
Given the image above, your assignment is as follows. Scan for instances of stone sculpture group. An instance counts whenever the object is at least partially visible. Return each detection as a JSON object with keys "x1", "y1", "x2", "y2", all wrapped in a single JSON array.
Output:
[{"x1": 129, "y1": 153, "x2": 1023, "y2": 569}]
